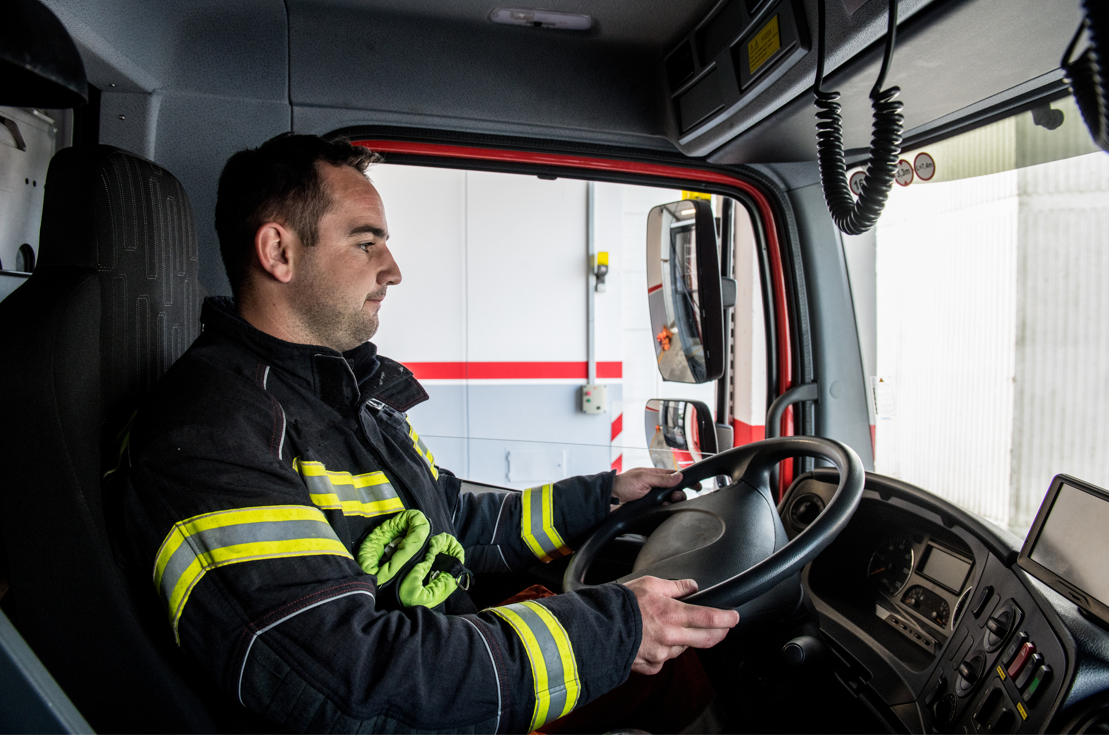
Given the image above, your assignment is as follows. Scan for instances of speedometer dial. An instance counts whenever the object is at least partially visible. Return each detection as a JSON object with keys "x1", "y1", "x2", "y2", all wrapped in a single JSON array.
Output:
[{"x1": 868, "y1": 535, "x2": 915, "y2": 597}]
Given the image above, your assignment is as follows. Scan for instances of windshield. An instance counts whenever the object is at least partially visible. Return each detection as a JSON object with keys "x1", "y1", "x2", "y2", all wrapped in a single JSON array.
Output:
[{"x1": 843, "y1": 96, "x2": 1109, "y2": 540}]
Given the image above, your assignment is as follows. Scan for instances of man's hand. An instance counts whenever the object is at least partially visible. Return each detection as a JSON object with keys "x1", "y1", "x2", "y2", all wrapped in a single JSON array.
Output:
[
  {"x1": 611, "y1": 467, "x2": 689, "y2": 505},
  {"x1": 625, "y1": 577, "x2": 739, "y2": 675}
]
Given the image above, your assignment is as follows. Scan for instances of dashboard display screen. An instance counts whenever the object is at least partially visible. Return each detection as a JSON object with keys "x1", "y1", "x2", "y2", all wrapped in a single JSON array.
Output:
[
  {"x1": 1030, "y1": 482, "x2": 1109, "y2": 606},
  {"x1": 920, "y1": 545, "x2": 970, "y2": 592}
]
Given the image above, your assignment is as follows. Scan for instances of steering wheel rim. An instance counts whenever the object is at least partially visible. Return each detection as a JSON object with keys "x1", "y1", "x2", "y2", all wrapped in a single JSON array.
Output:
[{"x1": 563, "y1": 436, "x2": 865, "y2": 608}]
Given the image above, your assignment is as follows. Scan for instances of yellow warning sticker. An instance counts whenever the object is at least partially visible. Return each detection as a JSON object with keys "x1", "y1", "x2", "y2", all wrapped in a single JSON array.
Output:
[
  {"x1": 681, "y1": 191, "x2": 711, "y2": 201},
  {"x1": 997, "y1": 665, "x2": 1007, "y2": 680},
  {"x1": 748, "y1": 15, "x2": 781, "y2": 74},
  {"x1": 1017, "y1": 702, "x2": 1028, "y2": 720}
]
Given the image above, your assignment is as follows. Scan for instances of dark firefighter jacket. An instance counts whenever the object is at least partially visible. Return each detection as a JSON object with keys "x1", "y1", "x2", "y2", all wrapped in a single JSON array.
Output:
[{"x1": 117, "y1": 297, "x2": 642, "y2": 734}]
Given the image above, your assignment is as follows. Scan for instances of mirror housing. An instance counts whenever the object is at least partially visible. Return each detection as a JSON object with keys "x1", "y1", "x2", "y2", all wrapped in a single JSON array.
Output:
[
  {"x1": 644, "y1": 399, "x2": 718, "y2": 470},
  {"x1": 646, "y1": 199, "x2": 725, "y2": 383}
]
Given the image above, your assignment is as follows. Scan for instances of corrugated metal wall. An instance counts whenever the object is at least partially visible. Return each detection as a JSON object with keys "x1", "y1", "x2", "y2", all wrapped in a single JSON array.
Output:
[
  {"x1": 874, "y1": 172, "x2": 1019, "y2": 528},
  {"x1": 1010, "y1": 153, "x2": 1109, "y2": 532},
  {"x1": 871, "y1": 147, "x2": 1109, "y2": 536}
]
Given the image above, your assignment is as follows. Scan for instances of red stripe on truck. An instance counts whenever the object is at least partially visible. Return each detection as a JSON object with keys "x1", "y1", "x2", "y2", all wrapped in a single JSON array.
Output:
[
  {"x1": 730, "y1": 418, "x2": 766, "y2": 447},
  {"x1": 403, "y1": 361, "x2": 622, "y2": 381}
]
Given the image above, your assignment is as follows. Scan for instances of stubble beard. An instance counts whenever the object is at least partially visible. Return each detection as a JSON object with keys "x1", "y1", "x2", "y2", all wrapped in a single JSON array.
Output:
[{"x1": 295, "y1": 260, "x2": 384, "y2": 352}]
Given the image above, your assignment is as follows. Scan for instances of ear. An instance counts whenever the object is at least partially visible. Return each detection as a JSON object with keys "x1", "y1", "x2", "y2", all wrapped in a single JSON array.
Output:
[{"x1": 253, "y1": 222, "x2": 295, "y2": 284}]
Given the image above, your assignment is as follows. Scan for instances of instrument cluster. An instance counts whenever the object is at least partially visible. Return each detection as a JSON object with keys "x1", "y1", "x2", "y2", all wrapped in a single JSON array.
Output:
[{"x1": 867, "y1": 531, "x2": 974, "y2": 654}]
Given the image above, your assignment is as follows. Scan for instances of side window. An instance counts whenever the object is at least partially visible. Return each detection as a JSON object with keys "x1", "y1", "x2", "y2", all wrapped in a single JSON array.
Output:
[
  {"x1": 368, "y1": 165, "x2": 764, "y2": 486},
  {"x1": 844, "y1": 96, "x2": 1109, "y2": 538}
]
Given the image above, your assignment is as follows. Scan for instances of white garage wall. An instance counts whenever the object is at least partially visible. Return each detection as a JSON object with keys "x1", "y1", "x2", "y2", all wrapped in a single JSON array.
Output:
[{"x1": 368, "y1": 165, "x2": 753, "y2": 487}]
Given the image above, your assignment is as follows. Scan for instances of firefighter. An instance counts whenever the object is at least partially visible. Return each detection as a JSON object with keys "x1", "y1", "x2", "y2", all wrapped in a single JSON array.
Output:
[{"x1": 117, "y1": 134, "x2": 739, "y2": 733}]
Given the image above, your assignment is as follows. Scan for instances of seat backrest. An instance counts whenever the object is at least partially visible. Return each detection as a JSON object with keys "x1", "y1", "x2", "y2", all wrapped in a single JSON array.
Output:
[{"x1": 0, "y1": 145, "x2": 227, "y2": 733}]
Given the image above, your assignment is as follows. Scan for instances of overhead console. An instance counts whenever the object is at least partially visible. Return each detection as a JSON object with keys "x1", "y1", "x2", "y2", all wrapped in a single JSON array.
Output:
[{"x1": 666, "y1": 0, "x2": 810, "y2": 147}]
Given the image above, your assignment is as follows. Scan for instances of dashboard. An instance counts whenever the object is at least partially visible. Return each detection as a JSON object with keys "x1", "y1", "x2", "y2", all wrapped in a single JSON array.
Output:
[{"x1": 780, "y1": 469, "x2": 1109, "y2": 734}]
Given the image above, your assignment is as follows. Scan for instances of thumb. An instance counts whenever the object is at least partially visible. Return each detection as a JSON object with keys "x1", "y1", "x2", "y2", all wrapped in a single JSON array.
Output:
[
  {"x1": 663, "y1": 578, "x2": 699, "y2": 599},
  {"x1": 654, "y1": 470, "x2": 684, "y2": 487}
]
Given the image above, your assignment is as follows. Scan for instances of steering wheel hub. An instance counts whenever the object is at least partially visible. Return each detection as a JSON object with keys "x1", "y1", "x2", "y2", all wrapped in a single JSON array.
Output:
[{"x1": 564, "y1": 436, "x2": 866, "y2": 619}]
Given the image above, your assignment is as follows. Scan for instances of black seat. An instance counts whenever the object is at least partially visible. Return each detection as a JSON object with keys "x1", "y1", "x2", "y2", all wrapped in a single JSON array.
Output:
[{"x1": 0, "y1": 145, "x2": 238, "y2": 733}]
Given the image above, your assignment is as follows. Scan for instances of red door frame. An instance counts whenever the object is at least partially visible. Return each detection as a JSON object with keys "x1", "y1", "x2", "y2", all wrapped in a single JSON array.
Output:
[{"x1": 353, "y1": 139, "x2": 797, "y2": 494}]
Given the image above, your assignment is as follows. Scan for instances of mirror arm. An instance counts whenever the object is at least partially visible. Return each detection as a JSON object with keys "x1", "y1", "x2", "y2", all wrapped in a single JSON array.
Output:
[{"x1": 765, "y1": 382, "x2": 819, "y2": 439}]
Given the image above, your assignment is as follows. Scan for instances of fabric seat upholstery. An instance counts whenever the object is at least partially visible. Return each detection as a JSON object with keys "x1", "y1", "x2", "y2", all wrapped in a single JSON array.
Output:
[{"x1": 0, "y1": 145, "x2": 244, "y2": 732}]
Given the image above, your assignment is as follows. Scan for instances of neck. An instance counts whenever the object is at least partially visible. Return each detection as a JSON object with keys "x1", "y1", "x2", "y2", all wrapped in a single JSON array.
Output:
[{"x1": 237, "y1": 286, "x2": 315, "y2": 347}]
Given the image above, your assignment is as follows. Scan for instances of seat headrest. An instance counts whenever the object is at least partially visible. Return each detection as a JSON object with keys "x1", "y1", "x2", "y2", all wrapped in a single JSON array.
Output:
[{"x1": 38, "y1": 146, "x2": 197, "y2": 273}]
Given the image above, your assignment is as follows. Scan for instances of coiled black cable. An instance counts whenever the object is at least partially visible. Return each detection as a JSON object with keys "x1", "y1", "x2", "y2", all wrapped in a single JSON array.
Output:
[{"x1": 814, "y1": 0, "x2": 904, "y2": 235}]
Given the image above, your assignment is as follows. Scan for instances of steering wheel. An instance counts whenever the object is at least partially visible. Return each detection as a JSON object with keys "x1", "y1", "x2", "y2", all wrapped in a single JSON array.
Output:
[{"x1": 563, "y1": 437, "x2": 865, "y2": 611}]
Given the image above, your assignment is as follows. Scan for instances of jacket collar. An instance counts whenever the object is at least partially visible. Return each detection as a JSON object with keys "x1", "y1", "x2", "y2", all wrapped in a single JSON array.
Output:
[{"x1": 201, "y1": 297, "x2": 429, "y2": 413}]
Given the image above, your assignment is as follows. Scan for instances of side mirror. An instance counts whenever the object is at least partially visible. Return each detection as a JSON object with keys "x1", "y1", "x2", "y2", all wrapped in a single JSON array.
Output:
[
  {"x1": 646, "y1": 199, "x2": 725, "y2": 383},
  {"x1": 644, "y1": 398, "x2": 718, "y2": 470}
]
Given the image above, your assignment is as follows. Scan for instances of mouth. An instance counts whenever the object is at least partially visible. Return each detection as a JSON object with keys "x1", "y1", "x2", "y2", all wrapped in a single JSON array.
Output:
[{"x1": 366, "y1": 289, "x2": 387, "y2": 304}]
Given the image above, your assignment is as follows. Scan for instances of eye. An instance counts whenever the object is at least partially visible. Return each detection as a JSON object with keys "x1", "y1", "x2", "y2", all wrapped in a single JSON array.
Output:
[{"x1": 358, "y1": 241, "x2": 375, "y2": 252}]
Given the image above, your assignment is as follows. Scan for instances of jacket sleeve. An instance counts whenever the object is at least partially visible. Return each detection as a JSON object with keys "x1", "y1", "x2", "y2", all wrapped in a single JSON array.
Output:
[
  {"x1": 446, "y1": 470, "x2": 614, "y2": 574},
  {"x1": 120, "y1": 380, "x2": 638, "y2": 734}
]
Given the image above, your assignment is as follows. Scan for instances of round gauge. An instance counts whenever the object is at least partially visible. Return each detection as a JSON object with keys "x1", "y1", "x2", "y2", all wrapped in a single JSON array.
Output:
[
  {"x1": 868, "y1": 535, "x2": 915, "y2": 597},
  {"x1": 930, "y1": 598, "x2": 951, "y2": 629},
  {"x1": 902, "y1": 585, "x2": 952, "y2": 629}
]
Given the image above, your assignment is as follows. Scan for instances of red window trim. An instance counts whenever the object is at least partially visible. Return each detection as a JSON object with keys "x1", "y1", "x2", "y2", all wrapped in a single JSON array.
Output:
[{"x1": 353, "y1": 139, "x2": 796, "y2": 488}]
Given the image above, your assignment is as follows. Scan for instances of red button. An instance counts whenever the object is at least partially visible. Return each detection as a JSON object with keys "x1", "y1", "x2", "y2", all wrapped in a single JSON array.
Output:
[{"x1": 1008, "y1": 641, "x2": 1037, "y2": 679}]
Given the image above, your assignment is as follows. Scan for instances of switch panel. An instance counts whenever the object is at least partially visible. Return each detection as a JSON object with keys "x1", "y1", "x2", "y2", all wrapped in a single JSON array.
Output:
[{"x1": 580, "y1": 384, "x2": 607, "y2": 414}]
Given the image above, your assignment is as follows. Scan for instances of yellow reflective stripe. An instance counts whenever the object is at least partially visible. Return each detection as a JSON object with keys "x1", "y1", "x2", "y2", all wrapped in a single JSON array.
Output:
[
  {"x1": 292, "y1": 458, "x2": 405, "y2": 518},
  {"x1": 489, "y1": 600, "x2": 580, "y2": 730},
  {"x1": 407, "y1": 422, "x2": 439, "y2": 480},
  {"x1": 521, "y1": 484, "x2": 573, "y2": 563},
  {"x1": 152, "y1": 505, "x2": 352, "y2": 643}
]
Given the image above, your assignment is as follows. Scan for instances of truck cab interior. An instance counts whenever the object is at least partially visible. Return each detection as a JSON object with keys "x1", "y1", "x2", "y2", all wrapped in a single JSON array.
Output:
[{"x1": 1, "y1": 0, "x2": 1108, "y2": 733}]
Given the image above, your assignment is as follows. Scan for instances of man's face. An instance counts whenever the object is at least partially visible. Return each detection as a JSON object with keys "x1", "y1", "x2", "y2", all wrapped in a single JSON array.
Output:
[{"x1": 290, "y1": 163, "x2": 401, "y2": 352}]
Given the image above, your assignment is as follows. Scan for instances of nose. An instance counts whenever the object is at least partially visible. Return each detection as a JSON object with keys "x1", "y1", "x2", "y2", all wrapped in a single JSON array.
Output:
[{"x1": 379, "y1": 244, "x2": 402, "y2": 286}]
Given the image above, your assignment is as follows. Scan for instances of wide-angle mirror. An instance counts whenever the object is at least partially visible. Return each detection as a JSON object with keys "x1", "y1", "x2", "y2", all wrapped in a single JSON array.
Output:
[
  {"x1": 644, "y1": 398, "x2": 718, "y2": 471},
  {"x1": 646, "y1": 199, "x2": 725, "y2": 384}
]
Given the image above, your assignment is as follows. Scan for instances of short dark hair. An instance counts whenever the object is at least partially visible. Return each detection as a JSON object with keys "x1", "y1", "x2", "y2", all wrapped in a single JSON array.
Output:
[{"x1": 214, "y1": 133, "x2": 383, "y2": 298}]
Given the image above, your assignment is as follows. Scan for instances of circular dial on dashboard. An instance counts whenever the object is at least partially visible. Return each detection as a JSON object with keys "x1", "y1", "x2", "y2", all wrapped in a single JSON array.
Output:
[
  {"x1": 868, "y1": 535, "x2": 915, "y2": 597},
  {"x1": 902, "y1": 584, "x2": 951, "y2": 629}
]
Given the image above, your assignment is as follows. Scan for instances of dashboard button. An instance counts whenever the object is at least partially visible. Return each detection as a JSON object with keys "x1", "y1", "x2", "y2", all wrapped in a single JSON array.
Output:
[
  {"x1": 1022, "y1": 664, "x2": 1052, "y2": 705},
  {"x1": 924, "y1": 675, "x2": 947, "y2": 707},
  {"x1": 1015, "y1": 653, "x2": 1043, "y2": 689},
  {"x1": 1008, "y1": 641, "x2": 1037, "y2": 679},
  {"x1": 1000, "y1": 631, "x2": 1029, "y2": 666},
  {"x1": 971, "y1": 586, "x2": 994, "y2": 618},
  {"x1": 948, "y1": 626, "x2": 969, "y2": 661}
]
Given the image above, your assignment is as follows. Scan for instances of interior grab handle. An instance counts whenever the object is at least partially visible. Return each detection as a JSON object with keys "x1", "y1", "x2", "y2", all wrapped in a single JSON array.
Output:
[
  {"x1": 0, "y1": 116, "x2": 27, "y2": 151},
  {"x1": 765, "y1": 382, "x2": 819, "y2": 439}
]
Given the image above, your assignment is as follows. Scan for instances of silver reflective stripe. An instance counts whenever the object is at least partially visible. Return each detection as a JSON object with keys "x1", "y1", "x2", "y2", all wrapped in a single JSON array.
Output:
[
  {"x1": 237, "y1": 589, "x2": 376, "y2": 706},
  {"x1": 152, "y1": 505, "x2": 353, "y2": 642},
  {"x1": 461, "y1": 617, "x2": 501, "y2": 734},
  {"x1": 489, "y1": 600, "x2": 580, "y2": 729},
  {"x1": 276, "y1": 403, "x2": 286, "y2": 461},
  {"x1": 158, "y1": 518, "x2": 336, "y2": 608},
  {"x1": 521, "y1": 484, "x2": 571, "y2": 563},
  {"x1": 294, "y1": 458, "x2": 405, "y2": 518}
]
